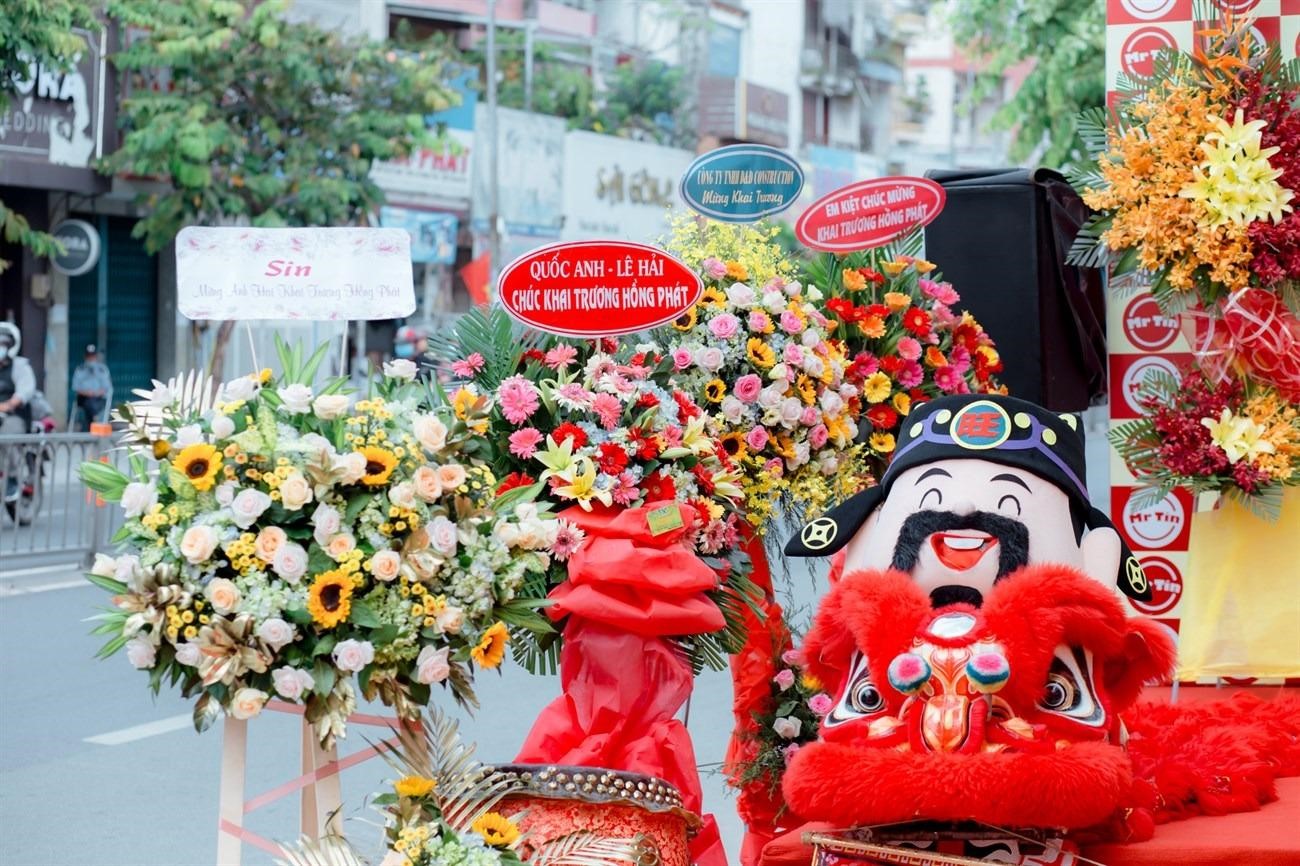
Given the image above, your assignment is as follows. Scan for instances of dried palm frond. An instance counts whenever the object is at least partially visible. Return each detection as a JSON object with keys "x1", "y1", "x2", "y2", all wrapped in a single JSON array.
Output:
[
  {"x1": 117, "y1": 369, "x2": 219, "y2": 444},
  {"x1": 531, "y1": 831, "x2": 644, "y2": 866},
  {"x1": 275, "y1": 835, "x2": 367, "y2": 866}
]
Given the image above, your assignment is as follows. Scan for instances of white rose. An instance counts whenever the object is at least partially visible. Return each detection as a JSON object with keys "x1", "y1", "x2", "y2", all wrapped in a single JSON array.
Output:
[
  {"x1": 175, "y1": 425, "x2": 203, "y2": 447},
  {"x1": 279, "y1": 471, "x2": 313, "y2": 511},
  {"x1": 720, "y1": 395, "x2": 746, "y2": 424},
  {"x1": 802, "y1": 355, "x2": 825, "y2": 378},
  {"x1": 230, "y1": 488, "x2": 272, "y2": 529},
  {"x1": 113, "y1": 554, "x2": 141, "y2": 586},
  {"x1": 125, "y1": 636, "x2": 156, "y2": 670},
  {"x1": 383, "y1": 358, "x2": 418, "y2": 381},
  {"x1": 497, "y1": 523, "x2": 521, "y2": 548},
  {"x1": 277, "y1": 383, "x2": 314, "y2": 414},
  {"x1": 780, "y1": 397, "x2": 803, "y2": 426},
  {"x1": 311, "y1": 504, "x2": 342, "y2": 547},
  {"x1": 120, "y1": 482, "x2": 158, "y2": 519},
  {"x1": 91, "y1": 553, "x2": 117, "y2": 578},
  {"x1": 428, "y1": 516, "x2": 458, "y2": 558},
  {"x1": 332, "y1": 452, "x2": 366, "y2": 486},
  {"x1": 820, "y1": 390, "x2": 843, "y2": 416},
  {"x1": 793, "y1": 441, "x2": 811, "y2": 468},
  {"x1": 204, "y1": 577, "x2": 241, "y2": 614},
  {"x1": 215, "y1": 482, "x2": 237, "y2": 507},
  {"x1": 257, "y1": 617, "x2": 297, "y2": 651},
  {"x1": 331, "y1": 639, "x2": 374, "y2": 673},
  {"x1": 757, "y1": 386, "x2": 784, "y2": 411},
  {"x1": 221, "y1": 376, "x2": 257, "y2": 403},
  {"x1": 210, "y1": 414, "x2": 235, "y2": 439},
  {"x1": 312, "y1": 394, "x2": 350, "y2": 420},
  {"x1": 806, "y1": 285, "x2": 823, "y2": 302},
  {"x1": 272, "y1": 542, "x2": 309, "y2": 583},
  {"x1": 725, "y1": 283, "x2": 756, "y2": 308},
  {"x1": 413, "y1": 415, "x2": 448, "y2": 453},
  {"x1": 229, "y1": 687, "x2": 268, "y2": 720},
  {"x1": 763, "y1": 290, "x2": 786, "y2": 313},
  {"x1": 784, "y1": 280, "x2": 803, "y2": 297},
  {"x1": 179, "y1": 525, "x2": 219, "y2": 564},
  {"x1": 371, "y1": 550, "x2": 402, "y2": 582},
  {"x1": 772, "y1": 715, "x2": 803, "y2": 739},
  {"x1": 435, "y1": 605, "x2": 464, "y2": 635},
  {"x1": 175, "y1": 643, "x2": 203, "y2": 667},
  {"x1": 695, "y1": 346, "x2": 725, "y2": 373},
  {"x1": 839, "y1": 383, "x2": 859, "y2": 400},
  {"x1": 768, "y1": 363, "x2": 789, "y2": 382},
  {"x1": 818, "y1": 453, "x2": 840, "y2": 475},
  {"x1": 389, "y1": 481, "x2": 418, "y2": 510},
  {"x1": 801, "y1": 329, "x2": 820, "y2": 348},
  {"x1": 272, "y1": 667, "x2": 315, "y2": 701},
  {"x1": 415, "y1": 646, "x2": 451, "y2": 684}
]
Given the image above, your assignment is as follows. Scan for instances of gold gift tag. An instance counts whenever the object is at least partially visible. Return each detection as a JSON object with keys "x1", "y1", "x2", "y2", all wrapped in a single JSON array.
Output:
[{"x1": 646, "y1": 505, "x2": 685, "y2": 536}]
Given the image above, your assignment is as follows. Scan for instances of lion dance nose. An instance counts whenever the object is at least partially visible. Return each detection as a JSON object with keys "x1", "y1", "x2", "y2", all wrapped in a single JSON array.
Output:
[{"x1": 888, "y1": 649, "x2": 1011, "y2": 753}]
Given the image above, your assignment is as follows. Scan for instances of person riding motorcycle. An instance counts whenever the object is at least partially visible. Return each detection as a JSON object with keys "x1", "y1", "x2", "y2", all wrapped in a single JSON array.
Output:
[{"x1": 0, "y1": 322, "x2": 36, "y2": 436}]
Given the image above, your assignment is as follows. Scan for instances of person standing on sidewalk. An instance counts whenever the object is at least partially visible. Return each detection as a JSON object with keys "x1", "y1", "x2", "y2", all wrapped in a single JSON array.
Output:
[{"x1": 71, "y1": 343, "x2": 112, "y2": 431}]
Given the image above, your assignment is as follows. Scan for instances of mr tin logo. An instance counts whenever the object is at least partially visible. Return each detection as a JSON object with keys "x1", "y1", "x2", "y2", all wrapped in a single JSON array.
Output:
[
  {"x1": 1119, "y1": 489, "x2": 1188, "y2": 551},
  {"x1": 1122, "y1": 295, "x2": 1179, "y2": 351},
  {"x1": 1121, "y1": 27, "x2": 1179, "y2": 77},
  {"x1": 1128, "y1": 556, "x2": 1183, "y2": 616}
]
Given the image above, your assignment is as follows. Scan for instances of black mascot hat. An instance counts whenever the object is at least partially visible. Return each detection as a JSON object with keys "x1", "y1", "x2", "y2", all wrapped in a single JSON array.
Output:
[{"x1": 785, "y1": 393, "x2": 1151, "y2": 601}]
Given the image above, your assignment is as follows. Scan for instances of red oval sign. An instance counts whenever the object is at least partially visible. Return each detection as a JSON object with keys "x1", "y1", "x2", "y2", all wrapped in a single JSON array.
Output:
[
  {"x1": 497, "y1": 241, "x2": 703, "y2": 338},
  {"x1": 795, "y1": 177, "x2": 946, "y2": 253},
  {"x1": 1127, "y1": 556, "x2": 1183, "y2": 616}
]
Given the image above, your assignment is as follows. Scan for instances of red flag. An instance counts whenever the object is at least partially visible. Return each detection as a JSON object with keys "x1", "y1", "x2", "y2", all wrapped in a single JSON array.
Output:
[{"x1": 458, "y1": 253, "x2": 491, "y2": 306}]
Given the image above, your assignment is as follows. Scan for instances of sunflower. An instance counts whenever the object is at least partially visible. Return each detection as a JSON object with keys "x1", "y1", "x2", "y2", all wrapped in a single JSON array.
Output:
[
  {"x1": 796, "y1": 374, "x2": 817, "y2": 405},
  {"x1": 471, "y1": 812, "x2": 521, "y2": 848},
  {"x1": 359, "y1": 446, "x2": 398, "y2": 486},
  {"x1": 746, "y1": 337, "x2": 776, "y2": 369},
  {"x1": 699, "y1": 287, "x2": 726, "y2": 309},
  {"x1": 470, "y1": 621, "x2": 509, "y2": 669},
  {"x1": 172, "y1": 443, "x2": 223, "y2": 492},
  {"x1": 703, "y1": 379, "x2": 727, "y2": 403},
  {"x1": 152, "y1": 439, "x2": 172, "y2": 460},
  {"x1": 393, "y1": 775, "x2": 436, "y2": 799},
  {"x1": 306, "y1": 570, "x2": 353, "y2": 628},
  {"x1": 720, "y1": 432, "x2": 749, "y2": 462},
  {"x1": 725, "y1": 260, "x2": 749, "y2": 281},
  {"x1": 672, "y1": 307, "x2": 697, "y2": 331}
]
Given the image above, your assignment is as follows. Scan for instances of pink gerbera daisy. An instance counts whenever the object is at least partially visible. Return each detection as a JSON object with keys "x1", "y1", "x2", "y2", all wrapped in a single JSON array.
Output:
[
  {"x1": 451, "y1": 353, "x2": 486, "y2": 378},
  {"x1": 551, "y1": 521, "x2": 587, "y2": 561},
  {"x1": 544, "y1": 345, "x2": 578, "y2": 370}
]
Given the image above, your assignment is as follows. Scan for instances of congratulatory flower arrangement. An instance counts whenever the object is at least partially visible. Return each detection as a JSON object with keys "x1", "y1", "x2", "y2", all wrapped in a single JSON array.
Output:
[
  {"x1": 80, "y1": 342, "x2": 558, "y2": 745},
  {"x1": 656, "y1": 214, "x2": 871, "y2": 529}
]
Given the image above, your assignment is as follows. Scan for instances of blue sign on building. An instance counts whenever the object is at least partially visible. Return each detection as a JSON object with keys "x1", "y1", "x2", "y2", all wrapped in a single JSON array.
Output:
[
  {"x1": 429, "y1": 67, "x2": 479, "y2": 131},
  {"x1": 380, "y1": 206, "x2": 458, "y2": 265},
  {"x1": 679, "y1": 144, "x2": 804, "y2": 223}
]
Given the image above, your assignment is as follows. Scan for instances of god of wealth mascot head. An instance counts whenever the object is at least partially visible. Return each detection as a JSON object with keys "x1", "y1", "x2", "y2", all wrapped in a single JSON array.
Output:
[{"x1": 780, "y1": 394, "x2": 1176, "y2": 832}]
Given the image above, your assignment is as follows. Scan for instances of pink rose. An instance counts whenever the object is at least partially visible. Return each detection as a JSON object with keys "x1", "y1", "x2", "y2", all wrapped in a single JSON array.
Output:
[
  {"x1": 780, "y1": 311, "x2": 804, "y2": 334},
  {"x1": 748, "y1": 311, "x2": 771, "y2": 332},
  {"x1": 809, "y1": 424, "x2": 829, "y2": 449},
  {"x1": 782, "y1": 743, "x2": 802, "y2": 764},
  {"x1": 671, "y1": 348, "x2": 694, "y2": 371},
  {"x1": 331, "y1": 638, "x2": 374, "y2": 673},
  {"x1": 773, "y1": 669, "x2": 796, "y2": 691},
  {"x1": 702, "y1": 257, "x2": 728, "y2": 279},
  {"x1": 428, "y1": 516, "x2": 458, "y2": 557},
  {"x1": 734, "y1": 374, "x2": 762, "y2": 403},
  {"x1": 799, "y1": 406, "x2": 820, "y2": 426},
  {"x1": 745, "y1": 427, "x2": 769, "y2": 451},
  {"x1": 808, "y1": 693, "x2": 834, "y2": 715},
  {"x1": 772, "y1": 716, "x2": 802, "y2": 739},
  {"x1": 781, "y1": 648, "x2": 803, "y2": 666},
  {"x1": 416, "y1": 645, "x2": 451, "y2": 684},
  {"x1": 783, "y1": 343, "x2": 804, "y2": 365},
  {"x1": 708, "y1": 314, "x2": 740, "y2": 340},
  {"x1": 273, "y1": 667, "x2": 314, "y2": 701},
  {"x1": 695, "y1": 347, "x2": 725, "y2": 372}
]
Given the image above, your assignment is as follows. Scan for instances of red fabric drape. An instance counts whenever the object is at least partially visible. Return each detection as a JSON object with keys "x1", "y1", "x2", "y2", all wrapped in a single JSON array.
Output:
[{"x1": 515, "y1": 503, "x2": 728, "y2": 866}]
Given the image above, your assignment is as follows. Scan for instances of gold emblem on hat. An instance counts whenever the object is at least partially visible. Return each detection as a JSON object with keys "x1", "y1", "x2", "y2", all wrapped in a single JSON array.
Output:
[
  {"x1": 801, "y1": 517, "x2": 838, "y2": 551},
  {"x1": 1126, "y1": 557, "x2": 1148, "y2": 594}
]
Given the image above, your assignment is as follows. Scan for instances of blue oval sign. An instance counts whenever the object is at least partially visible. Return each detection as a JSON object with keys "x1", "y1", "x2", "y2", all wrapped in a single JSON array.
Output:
[{"x1": 680, "y1": 144, "x2": 804, "y2": 223}]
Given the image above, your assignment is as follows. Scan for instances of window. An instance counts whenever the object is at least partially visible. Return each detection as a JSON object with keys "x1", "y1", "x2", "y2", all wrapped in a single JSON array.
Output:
[{"x1": 707, "y1": 23, "x2": 741, "y2": 78}]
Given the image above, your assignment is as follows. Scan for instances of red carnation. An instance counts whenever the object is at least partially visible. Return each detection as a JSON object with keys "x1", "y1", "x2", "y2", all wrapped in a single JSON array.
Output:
[
  {"x1": 636, "y1": 392, "x2": 661, "y2": 410},
  {"x1": 496, "y1": 472, "x2": 536, "y2": 495},
  {"x1": 865, "y1": 404, "x2": 899, "y2": 430},
  {"x1": 673, "y1": 390, "x2": 703, "y2": 423},
  {"x1": 597, "y1": 442, "x2": 629, "y2": 475},
  {"x1": 903, "y1": 307, "x2": 932, "y2": 337},
  {"x1": 551, "y1": 422, "x2": 588, "y2": 449}
]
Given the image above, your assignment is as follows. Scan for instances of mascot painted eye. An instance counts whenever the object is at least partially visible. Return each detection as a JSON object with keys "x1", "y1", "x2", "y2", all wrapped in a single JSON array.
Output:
[
  {"x1": 851, "y1": 680, "x2": 885, "y2": 714},
  {"x1": 1036, "y1": 647, "x2": 1104, "y2": 728},
  {"x1": 825, "y1": 652, "x2": 887, "y2": 729}
]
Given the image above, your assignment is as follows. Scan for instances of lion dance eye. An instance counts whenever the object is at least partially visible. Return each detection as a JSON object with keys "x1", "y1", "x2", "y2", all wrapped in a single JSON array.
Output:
[
  {"x1": 852, "y1": 681, "x2": 884, "y2": 713},
  {"x1": 1041, "y1": 674, "x2": 1076, "y2": 711}
]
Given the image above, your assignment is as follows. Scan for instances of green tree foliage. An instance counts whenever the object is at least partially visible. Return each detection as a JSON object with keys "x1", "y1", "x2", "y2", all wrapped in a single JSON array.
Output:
[
  {"x1": 947, "y1": 0, "x2": 1106, "y2": 168},
  {"x1": 103, "y1": 0, "x2": 462, "y2": 252},
  {"x1": 468, "y1": 30, "x2": 594, "y2": 121},
  {"x1": 0, "y1": 0, "x2": 100, "y2": 273}
]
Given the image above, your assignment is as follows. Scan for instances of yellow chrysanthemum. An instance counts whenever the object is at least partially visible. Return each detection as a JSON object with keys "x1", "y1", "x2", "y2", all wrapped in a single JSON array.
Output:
[
  {"x1": 471, "y1": 621, "x2": 509, "y2": 669},
  {"x1": 863, "y1": 372, "x2": 892, "y2": 404},
  {"x1": 172, "y1": 443, "x2": 223, "y2": 492},
  {"x1": 869, "y1": 432, "x2": 896, "y2": 454},
  {"x1": 704, "y1": 379, "x2": 727, "y2": 403},
  {"x1": 672, "y1": 307, "x2": 697, "y2": 331},
  {"x1": 359, "y1": 446, "x2": 398, "y2": 486},
  {"x1": 471, "y1": 812, "x2": 521, "y2": 848},
  {"x1": 306, "y1": 570, "x2": 353, "y2": 629},
  {"x1": 746, "y1": 337, "x2": 776, "y2": 369},
  {"x1": 393, "y1": 775, "x2": 436, "y2": 799}
]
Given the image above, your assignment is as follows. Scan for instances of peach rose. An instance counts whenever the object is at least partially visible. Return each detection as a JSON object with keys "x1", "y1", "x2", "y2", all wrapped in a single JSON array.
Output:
[
  {"x1": 279, "y1": 471, "x2": 314, "y2": 511},
  {"x1": 412, "y1": 466, "x2": 442, "y2": 502},
  {"x1": 435, "y1": 463, "x2": 467, "y2": 493},
  {"x1": 229, "y1": 687, "x2": 268, "y2": 720},
  {"x1": 204, "y1": 577, "x2": 241, "y2": 614},
  {"x1": 179, "y1": 525, "x2": 219, "y2": 564},
  {"x1": 371, "y1": 550, "x2": 402, "y2": 582},
  {"x1": 254, "y1": 526, "x2": 287, "y2": 562},
  {"x1": 326, "y1": 532, "x2": 356, "y2": 561},
  {"x1": 412, "y1": 415, "x2": 447, "y2": 453}
]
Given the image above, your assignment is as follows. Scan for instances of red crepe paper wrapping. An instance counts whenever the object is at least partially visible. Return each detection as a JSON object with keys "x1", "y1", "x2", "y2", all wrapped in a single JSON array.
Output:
[
  {"x1": 1183, "y1": 288, "x2": 1300, "y2": 401},
  {"x1": 515, "y1": 502, "x2": 728, "y2": 866}
]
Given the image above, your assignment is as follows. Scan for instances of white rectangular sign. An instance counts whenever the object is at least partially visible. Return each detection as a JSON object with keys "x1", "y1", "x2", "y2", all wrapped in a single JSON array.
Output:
[
  {"x1": 560, "y1": 130, "x2": 693, "y2": 244},
  {"x1": 175, "y1": 226, "x2": 415, "y2": 321}
]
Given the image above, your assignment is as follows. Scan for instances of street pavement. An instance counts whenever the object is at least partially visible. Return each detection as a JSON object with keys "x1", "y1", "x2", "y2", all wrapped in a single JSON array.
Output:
[{"x1": 0, "y1": 562, "x2": 831, "y2": 866}]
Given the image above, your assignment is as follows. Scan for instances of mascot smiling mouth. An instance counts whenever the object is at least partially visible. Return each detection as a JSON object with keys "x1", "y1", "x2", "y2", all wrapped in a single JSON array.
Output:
[{"x1": 891, "y1": 510, "x2": 1030, "y2": 607}]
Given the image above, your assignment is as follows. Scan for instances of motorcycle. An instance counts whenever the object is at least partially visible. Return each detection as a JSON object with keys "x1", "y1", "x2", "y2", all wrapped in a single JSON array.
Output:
[{"x1": 1, "y1": 397, "x2": 54, "y2": 526}]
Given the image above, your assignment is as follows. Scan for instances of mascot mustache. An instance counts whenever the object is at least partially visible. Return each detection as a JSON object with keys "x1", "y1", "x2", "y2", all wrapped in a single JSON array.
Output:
[{"x1": 891, "y1": 510, "x2": 1030, "y2": 608}]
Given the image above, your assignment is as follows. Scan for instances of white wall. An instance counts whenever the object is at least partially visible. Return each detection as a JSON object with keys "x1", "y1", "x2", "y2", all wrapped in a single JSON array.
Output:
[{"x1": 743, "y1": 0, "x2": 805, "y2": 148}]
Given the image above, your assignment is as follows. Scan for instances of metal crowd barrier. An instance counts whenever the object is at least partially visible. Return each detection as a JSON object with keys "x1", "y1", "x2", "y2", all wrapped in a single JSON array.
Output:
[{"x1": 0, "y1": 432, "x2": 126, "y2": 574}]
